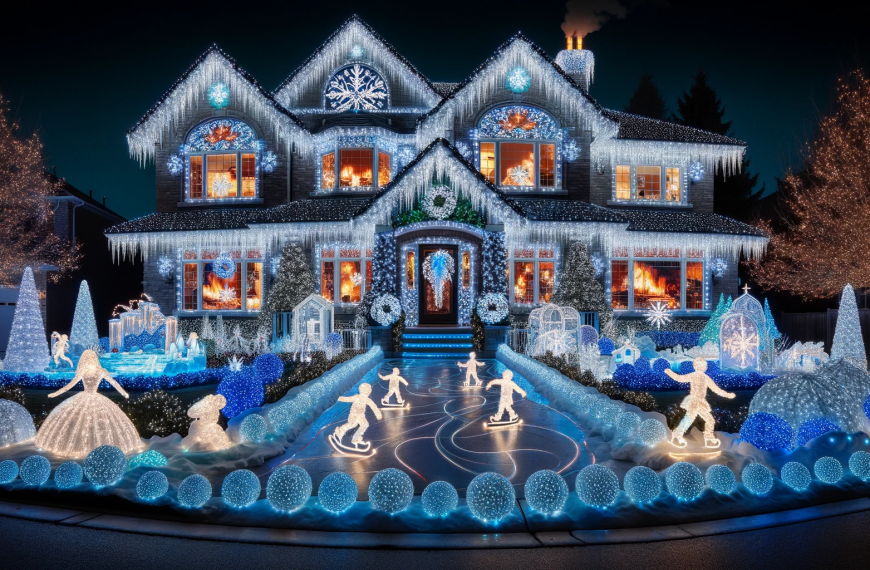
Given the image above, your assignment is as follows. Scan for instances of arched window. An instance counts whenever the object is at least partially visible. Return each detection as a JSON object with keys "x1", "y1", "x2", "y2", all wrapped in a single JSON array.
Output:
[
  {"x1": 324, "y1": 64, "x2": 389, "y2": 112},
  {"x1": 474, "y1": 106, "x2": 561, "y2": 191},
  {"x1": 184, "y1": 118, "x2": 260, "y2": 202}
]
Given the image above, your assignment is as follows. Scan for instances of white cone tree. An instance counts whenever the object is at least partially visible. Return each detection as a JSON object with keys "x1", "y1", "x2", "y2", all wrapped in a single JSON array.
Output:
[
  {"x1": 69, "y1": 280, "x2": 100, "y2": 354},
  {"x1": 3, "y1": 267, "x2": 50, "y2": 372},
  {"x1": 831, "y1": 283, "x2": 867, "y2": 370}
]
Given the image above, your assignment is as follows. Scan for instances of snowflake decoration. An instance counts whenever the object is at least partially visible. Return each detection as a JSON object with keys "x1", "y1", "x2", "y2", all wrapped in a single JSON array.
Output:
[
  {"x1": 644, "y1": 301, "x2": 673, "y2": 330},
  {"x1": 422, "y1": 250, "x2": 455, "y2": 309},
  {"x1": 261, "y1": 151, "x2": 277, "y2": 173},
  {"x1": 211, "y1": 173, "x2": 233, "y2": 198},
  {"x1": 711, "y1": 258, "x2": 728, "y2": 279},
  {"x1": 166, "y1": 154, "x2": 183, "y2": 176},
  {"x1": 219, "y1": 284, "x2": 236, "y2": 305},
  {"x1": 156, "y1": 256, "x2": 174, "y2": 279},
  {"x1": 505, "y1": 66, "x2": 531, "y2": 94},
  {"x1": 454, "y1": 141, "x2": 472, "y2": 161},
  {"x1": 227, "y1": 355, "x2": 243, "y2": 371},
  {"x1": 721, "y1": 315, "x2": 760, "y2": 368},
  {"x1": 562, "y1": 138, "x2": 580, "y2": 161},
  {"x1": 351, "y1": 272, "x2": 363, "y2": 287},
  {"x1": 371, "y1": 294, "x2": 402, "y2": 326},
  {"x1": 350, "y1": 44, "x2": 364, "y2": 58},
  {"x1": 590, "y1": 254, "x2": 605, "y2": 278},
  {"x1": 270, "y1": 257, "x2": 281, "y2": 276},
  {"x1": 208, "y1": 81, "x2": 230, "y2": 109},
  {"x1": 506, "y1": 165, "x2": 532, "y2": 186},
  {"x1": 213, "y1": 252, "x2": 236, "y2": 279},
  {"x1": 325, "y1": 64, "x2": 388, "y2": 112},
  {"x1": 688, "y1": 161, "x2": 706, "y2": 183},
  {"x1": 476, "y1": 293, "x2": 509, "y2": 324},
  {"x1": 421, "y1": 185, "x2": 457, "y2": 220}
]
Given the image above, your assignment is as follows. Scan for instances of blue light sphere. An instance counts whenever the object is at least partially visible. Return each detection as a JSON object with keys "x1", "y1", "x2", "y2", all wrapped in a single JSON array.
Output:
[
  {"x1": 254, "y1": 353, "x2": 285, "y2": 384},
  {"x1": 128, "y1": 450, "x2": 168, "y2": 470},
  {"x1": 177, "y1": 474, "x2": 212, "y2": 508},
  {"x1": 217, "y1": 369, "x2": 265, "y2": 419},
  {"x1": 137, "y1": 471, "x2": 169, "y2": 500},
  {"x1": 222, "y1": 469, "x2": 261, "y2": 508},
  {"x1": 665, "y1": 462, "x2": 704, "y2": 501},
  {"x1": 780, "y1": 461, "x2": 812, "y2": 491},
  {"x1": 796, "y1": 418, "x2": 840, "y2": 447},
  {"x1": 318, "y1": 471, "x2": 358, "y2": 513},
  {"x1": 814, "y1": 456, "x2": 843, "y2": 484},
  {"x1": 19, "y1": 455, "x2": 51, "y2": 486},
  {"x1": 739, "y1": 412, "x2": 794, "y2": 452},
  {"x1": 623, "y1": 466, "x2": 662, "y2": 503},
  {"x1": 368, "y1": 468, "x2": 414, "y2": 514},
  {"x1": 848, "y1": 451, "x2": 870, "y2": 480},
  {"x1": 54, "y1": 461, "x2": 83, "y2": 489},
  {"x1": 616, "y1": 412, "x2": 641, "y2": 438},
  {"x1": 599, "y1": 403, "x2": 622, "y2": 425},
  {"x1": 524, "y1": 470, "x2": 569, "y2": 514},
  {"x1": 638, "y1": 419, "x2": 668, "y2": 445},
  {"x1": 84, "y1": 445, "x2": 127, "y2": 487},
  {"x1": 705, "y1": 465, "x2": 736, "y2": 494},
  {"x1": 267, "y1": 465, "x2": 312, "y2": 512},
  {"x1": 741, "y1": 463, "x2": 773, "y2": 495},
  {"x1": 240, "y1": 413, "x2": 268, "y2": 443},
  {"x1": 0, "y1": 459, "x2": 18, "y2": 483},
  {"x1": 575, "y1": 464, "x2": 620, "y2": 508},
  {"x1": 467, "y1": 472, "x2": 516, "y2": 521},
  {"x1": 421, "y1": 481, "x2": 458, "y2": 517}
]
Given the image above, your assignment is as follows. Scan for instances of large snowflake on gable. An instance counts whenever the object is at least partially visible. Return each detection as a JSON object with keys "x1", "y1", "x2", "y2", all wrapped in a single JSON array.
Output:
[
  {"x1": 505, "y1": 66, "x2": 531, "y2": 94},
  {"x1": 208, "y1": 82, "x2": 230, "y2": 109},
  {"x1": 325, "y1": 65, "x2": 388, "y2": 112}
]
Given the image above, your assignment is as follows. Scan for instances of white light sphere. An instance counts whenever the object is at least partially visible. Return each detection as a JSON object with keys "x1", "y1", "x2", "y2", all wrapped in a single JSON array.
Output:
[
  {"x1": 814, "y1": 456, "x2": 843, "y2": 484},
  {"x1": 0, "y1": 459, "x2": 18, "y2": 483},
  {"x1": 638, "y1": 419, "x2": 668, "y2": 445},
  {"x1": 137, "y1": 470, "x2": 169, "y2": 500},
  {"x1": 421, "y1": 481, "x2": 458, "y2": 516},
  {"x1": 524, "y1": 469, "x2": 569, "y2": 514},
  {"x1": 705, "y1": 464, "x2": 736, "y2": 494},
  {"x1": 466, "y1": 472, "x2": 516, "y2": 521},
  {"x1": 623, "y1": 466, "x2": 662, "y2": 503},
  {"x1": 54, "y1": 461, "x2": 83, "y2": 489},
  {"x1": 128, "y1": 450, "x2": 168, "y2": 469},
  {"x1": 222, "y1": 469, "x2": 261, "y2": 508},
  {"x1": 780, "y1": 461, "x2": 812, "y2": 491},
  {"x1": 318, "y1": 471, "x2": 358, "y2": 513},
  {"x1": 599, "y1": 403, "x2": 622, "y2": 425},
  {"x1": 849, "y1": 451, "x2": 870, "y2": 480},
  {"x1": 741, "y1": 463, "x2": 773, "y2": 495},
  {"x1": 575, "y1": 464, "x2": 620, "y2": 508},
  {"x1": 665, "y1": 462, "x2": 704, "y2": 501},
  {"x1": 616, "y1": 412, "x2": 641, "y2": 438},
  {"x1": 178, "y1": 474, "x2": 212, "y2": 508},
  {"x1": 0, "y1": 399, "x2": 37, "y2": 448},
  {"x1": 267, "y1": 465, "x2": 312, "y2": 512},
  {"x1": 19, "y1": 455, "x2": 51, "y2": 486},
  {"x1": 368, "y1": 468, "x2": 414, "y2": 514},
  {"x1": 240, "y1": 413, "x2": 268, "y2": 443},
  {"x1": 84, "y1": 445, "x2": 127, "y2": 487}
]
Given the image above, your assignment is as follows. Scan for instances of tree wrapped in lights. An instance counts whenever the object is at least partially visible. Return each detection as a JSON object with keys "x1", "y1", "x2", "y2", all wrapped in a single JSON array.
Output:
[
  {"x1": 257, "y1": 243, "x2": 315, "y2": 336},
  {"x1": 482, "y1": 232, "x2": 507, "y2": 295},
  {"x1": 3, "y1": 267, "x2": 50, "y2": 372},
  {"x1": 699, "y1": 294, "x2": 731, "y2": 347},
  {"x1": 69, "y1": 281, "x2": 100, "y2": 355},
  {"x1": 831, "y1": 283, "x2": 867, "y2": 369},
  {"x1": 552, "y1": 242, "x2": 612, "y2": 332}
]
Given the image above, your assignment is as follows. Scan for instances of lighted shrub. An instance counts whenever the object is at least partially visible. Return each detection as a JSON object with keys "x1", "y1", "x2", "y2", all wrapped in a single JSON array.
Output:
[
  {"x1": 739, "y1": 412, "x2": 794, "y2": 452},
  {"x1": 217, "y1": 369, "x2": 265, "y2": 419}
]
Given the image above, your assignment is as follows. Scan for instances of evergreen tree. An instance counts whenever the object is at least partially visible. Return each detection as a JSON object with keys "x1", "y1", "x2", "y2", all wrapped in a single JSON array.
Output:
[
  {"x1": 482, "y1": 232, "x2": 507, "y2": 294},
  {"x1": 624, "y1": 72, "x2": 668, "y2": 120},
  {"x1": 552, "y1": 242, "x2": 612, "y2": 331},
  {"x1": 676, "y1": 71, "x2": 731, "y2": 135},
  {"x1": 69, "y1": 280, "x2": 100, "y2": 354},
  {"x1": 257, "y1": 243, "x2": 315, "y2": 335},
  {"x1": 831, "y1": 284, "x2": 867, "y2": 369},
  {"x1": 3, "y1": 267, "x2": 50, "y2": 372},
  {"x1": 763, "y1": 299, "x2": 781, "y2": 341},
  {"x1": 699, "y1": 293, "x2": 732, "y2": 346}
]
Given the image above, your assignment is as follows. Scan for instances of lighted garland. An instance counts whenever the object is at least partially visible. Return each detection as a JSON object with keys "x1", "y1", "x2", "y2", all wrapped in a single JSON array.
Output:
[
  {"x1": 476, "y1": 293, "x2": 509, "y2": 324},
  {"x1": 166, "y1": 154, "x2": 183, "y2": 176},
  {"x1": 421, "y1": 185, "x2": 457, "y2": 220},
  {"x1": 370, "y1": 294, "x2": 402, "y2": 326},
  {"x1": 213, "y1": 252, "x2": 236, "y2": 279},
  {"x1": 422, "y1": 250, "x2": 455, "y2": 309},
  {"x1": 208, "y1": 81, "x2": 230, "y2": 109}
]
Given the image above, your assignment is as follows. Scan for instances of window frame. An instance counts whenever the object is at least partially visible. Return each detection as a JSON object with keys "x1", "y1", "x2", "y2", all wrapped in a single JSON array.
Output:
[
  {"x1": 606, "y1": 248, "x2": 708, "y2": 312},
  {"x1": 183, "y1": 119, "x2": 262, "y2": 204},
  {"x1": 178, "y1": 249, "x2": 265, "y2": 314},
  {"x1": 507, "y1": 245, "x2": 560, "y2": 306},
  {"x1": 317, "y1": 145, "x2": 393, "y2": 193},
  {"x1": 316, "y1": 245, "x2": 373, "y2": 306},
  {"x1": 611, "y1": 164, "x2": 687, "y2": 205}
]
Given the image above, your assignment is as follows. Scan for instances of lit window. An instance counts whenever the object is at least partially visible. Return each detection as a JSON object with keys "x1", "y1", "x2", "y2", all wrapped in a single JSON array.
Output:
[
  {"x1": 634, "y1": 260, "x2": 681, "y2": 309},
  {"x1": 318, "y1": 246, "x2": 372, "y2": 304},
  {"x1": 241, "y1": 154, "x2": 256, "y2": 197},
  {"x1": 321, "y1": 261, "x2": 334, "y2": 301},
  {"x1": 509, "y1": 245, "x2": 559, "y2": 305},
  {"x1": 480, "y1": 143, "x2": 495, "y2": 184},
  {"x1": 462, "y1": 251, "x2": 471, "y2": 288},
  {"x1": 185, "y1": 118, "x2": 259, "y2": 201},
  {"x1": 540, "y1": 144, "x2": 555, "y2": 187},
  {"x1": 340, "y1": 149, "x2": 373, "y2": 187},
  {"x1": 609, "y1": 248, "x2": 707, "y2": 311},
  {"x1": 686, "y1": 261, "x2": 703, "y2": 309},
  {"x1": 615, "y1": 165, "x2": 630, "y2": 200},
  {"x1": 501, "y1": 143, "x2": 535, "y2": 186},
  {"x1": 406, "y1": 251, "x2": 415, "y2": 289},
  {"x1": 378, "y1": 152, "x2": 391, "y2": 186},
  {"x1": 611, "y1": 260, "x2": 629, "y2": 309},
  {"x1": 539, "y1": 262, "x2": 554, "y2": 302},
  {"x1": 514, "y1": 262, "x2": 535, "y2": 304},
  {"x1": 636, "y1": 166, "x2": 661, "y2": 200},
  {"x1": 666, "y1": 167, "x2": 681, "y2": 202},
  {"x1": 246, "y1": 262, "x2": 262, "y2": 310},
  {"x1": 183, "y1": 263, "x2": 198, "y2": 310},
  {"x1": 206, "y1": 154, "x2": 238, "y2": 199},
  {"x1": 339, "y1": 261, "x2": 362, "y2": 303},
  {"x1": 190, "y1": 156, "x2": 203, "y2": 199},
  {"x1": 321, "y1": 153, "x2": 336, "y2": 188}
]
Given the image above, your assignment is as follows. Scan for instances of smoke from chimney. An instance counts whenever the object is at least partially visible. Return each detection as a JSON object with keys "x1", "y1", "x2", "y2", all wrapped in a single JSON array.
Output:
[{"x1": 561, "y1": 0, "x2": 629, "y2": 41}]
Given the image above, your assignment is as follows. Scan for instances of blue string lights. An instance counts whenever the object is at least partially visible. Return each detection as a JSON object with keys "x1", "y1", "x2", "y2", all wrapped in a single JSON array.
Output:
[
  {"x1": 623, "y1": 466, "x2": 661, "y2": 503},
  {"x1": 0, "y1": 460, "x2": 18, "y2": 484}
]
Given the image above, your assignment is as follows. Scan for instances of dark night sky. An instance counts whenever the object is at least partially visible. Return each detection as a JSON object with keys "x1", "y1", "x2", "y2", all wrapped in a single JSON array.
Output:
[{"x1": 2, "y1": 0, "x2": 868, "y2": 221}]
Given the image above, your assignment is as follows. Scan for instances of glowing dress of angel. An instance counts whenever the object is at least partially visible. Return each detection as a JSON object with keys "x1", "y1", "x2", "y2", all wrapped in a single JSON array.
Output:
[
  {"x1": 35, "y1": 350, "x2": 142, "y2": 458},
  {"x1": 485, "y1": 370, "x2": 527, "y2": 424},
  {"x1": 664, "y1": 357, "x2": 736, "y2": 448},
  {"x1": 329, "y1": 383, "x2": 383, "y2": 452},
  {"x1": 50, "y1": 332, "x2": 73, "y2": 368},
  {"x1": 378, "y1": 367, "x2": 408, "y2": 406},
  {"x1": 457, "y1": 352, "x2": 486, "y2": 387},
  {"x1": 182, "y1": 394, "x2": 233, "y2": 452}
]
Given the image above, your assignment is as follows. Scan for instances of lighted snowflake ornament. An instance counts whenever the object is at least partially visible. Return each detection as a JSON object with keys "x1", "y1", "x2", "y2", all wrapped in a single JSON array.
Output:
[
  {"x1": 350, "y1": 44, "x2": 364, "y2": 59},
  {"x1": 166, "y1": 154, "x2": 183, "y2": 176},
  {"x1": 208, "y1": 81, "x2": 230, "y2": 109},
  {"x1": 688, "y1": 161, "x2": 706, "y2": 183},
  {"x1": 562, "y1": 137, "x2": 580, "y2": 161},
  {"x1": 505, "y1": 66, "x2": 531, "y2": 94},
  {"x1": 219, "y1": 284, "x2": 236, "y2": 305},
  {"x1": 325, "y1": 64, "x2": 388, "y2": 112},
  {"x1": 507, "y1": 165, "x2": 532, "y2": 186},
  {"x1": 211, "y1": 173, "x2": 233, "y2": 198},
  {"x1": 213, "y1": 252, "x2": 236, "y2": 279},
  {"x1": 350, "y1": 272, "x2": 364, "y2": 287},
  {"x1": 644, "y1": 301, "x2": 673, "y2": 330},
  {"x1": 422, "y1": 250, "x2": 455, "y2": 309},
  {"x1": 261, "y1": 151, "x2": 277, "y2": 173},
  {"x1": 421, "y1": 185, "x2": 457, "y2": 220},
  {"x1": 156, "y1": 256, "x2": 174, "y2": 279},
  {"x1": 590, "y1": 254, "x2": 605, "y2": 278},
  {"x1": 721, "y1": 314, "x2": 760, "y2": 369}
]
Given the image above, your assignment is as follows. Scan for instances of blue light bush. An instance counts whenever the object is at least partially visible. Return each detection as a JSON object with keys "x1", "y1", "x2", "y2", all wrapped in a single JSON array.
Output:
[
  {"x1": 739, "y1": 412, "x2": 794, "y2": 451},
  {"x1": 613, "y1": 358, "x2": 774, "y2": 391},
  {"x1": 796, "y1": 418, "x2": 840, "y2": 447},
  {"x1": 254, "y1": 353, "x2": 285, "y2": 385},
  {"x1": 217, "y1": 367, "x2": 264, "y2": 419}
]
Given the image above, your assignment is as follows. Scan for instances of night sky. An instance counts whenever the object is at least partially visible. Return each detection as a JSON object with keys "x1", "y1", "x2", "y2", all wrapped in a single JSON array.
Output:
[{"x1": 2, "y1": 0, "x2": 868, "y2": 221}]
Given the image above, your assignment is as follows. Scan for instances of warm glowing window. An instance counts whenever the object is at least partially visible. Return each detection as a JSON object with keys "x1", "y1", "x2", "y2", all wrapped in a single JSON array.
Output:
[
  {"x1": 462, "y1": 251, "x2": 471, "y2": 288},
  {"x1": 378, "y1": 152, "x2": 391, "y2": 186},
  {"x1": 321, "y1": 261, "x2": 334, "y2": 301},
  {"x1": 509, "y1": 245, "x2": 559, "y2": 304},
  {"x1": 480, "y1": 143, "x2": 495, "y2": 184},
  {"x1": 189, "y1": 156, "x2": 203, "y2": 199},
  {"x1": 321, "y1": 153, "x2": 336, "y2": 188},
  {"x1": 319, "y1": 246, "x2": 372, "y2": 304},
  {"x1": 538, "y1": 262, "x2": 554, "y2": 302},
  {"x1": 636, "y1": 166, "x2": 661, "y2": 200},
  {"x1": 666, "y1": 168, "x2": 681, "y2": 202},
  {"x1": 610, "y1": 249, "x2": 706, "y2": 311},
  {"x1": 615, "y1": 165, "x2": 630, "y2": 200},
  {"x1": 540, "y1": 144, "x2": 555, "y2": 187},
  {"x1": 339, "y1": 261, "x2": 362, "y2": 303},
  {"x1": 366, "y1": 261, "x2": 372, "y2": 291},
  {"x1": 241, "y1": 154, "x2": 256, "y2": 197},
  {"x1": 500, "y1": 143, "x2": 535, "y2": 186},
  {"x1": 633, "y1": 260, "x2": 681, "y2": 309},
  {"x1": 514, "y1": 262, "x2": 535, "y2": 304},
  {"x1": 686, "y1": 261, "x2": 703, "y2": 310},
  {"x1": 406, "y1": 251, "x2": 415, "y2": 289},
  {"x1": 206, "y1": 154, "x2": 238, "y2": 199},
  {"x1": 611, "y1": 260, "x2": 629, "y2": 309},
  {"x1": 202, "y1": 262, "x2": 241, "y2": 311},
  {"x1": 185, "y1": 119, "x2": 259, "y2": 201},
  {"x1": 183, "y1": 263, "x2": 198, "y2": 310},
  {"x1": 246, "y1": 262, "x2": 262, "y2": 310},
  {"x1": 339, "y1": 148, "x2": 373, "y2": 187}
]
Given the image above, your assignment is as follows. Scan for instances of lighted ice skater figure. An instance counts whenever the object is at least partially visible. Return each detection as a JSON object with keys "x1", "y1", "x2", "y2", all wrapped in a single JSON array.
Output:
[
  {"x1": 328, "y1": 383, "x2": 383, "y2": 454},
  {"x1": 457, "y1": 352, "x2": 485, "y2": 387},
  {"x1": 182, "y1": 394, "x2": 233, "y2": 452},
  {"x1": 35, "y1": 350, "x2": 142, "y2": 457},
  {"x1": 664, "y1": 357, "x2": 735, "y2": 448},
  {"x1": 485, "y1": 370, "x2": 527, "y2": 426},
  {"x1": 378, "y1": 367, "x2": 409, "y2": 407},
  {"x1": 50, "y1": 331, "x2": 73, "y2": 368}
]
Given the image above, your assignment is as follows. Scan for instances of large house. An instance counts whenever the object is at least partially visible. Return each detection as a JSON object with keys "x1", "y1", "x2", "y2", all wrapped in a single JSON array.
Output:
[{"x1": 106, "y1": 16, "x2": 766, "y2": 336}]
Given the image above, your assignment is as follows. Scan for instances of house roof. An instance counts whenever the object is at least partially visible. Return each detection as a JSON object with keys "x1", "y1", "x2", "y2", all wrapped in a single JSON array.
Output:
[
  {"x1": 511, "y1": 198, "x2": 627, "y2": 223},
  {"x1": 46, "y1": 173, "x2": 126, "y2": 223},
  {"x1": 601, "y1": 110, "x2": 745, "y2": 146},
  {"x1": 613, "y1": 208, "x2": 767, "y2": 237}
]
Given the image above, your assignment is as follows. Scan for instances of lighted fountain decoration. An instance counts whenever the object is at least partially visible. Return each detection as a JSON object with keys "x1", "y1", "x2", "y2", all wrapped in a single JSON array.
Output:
[{"x1": 527, "y1": 304, "x2": 579, "y2": 357}]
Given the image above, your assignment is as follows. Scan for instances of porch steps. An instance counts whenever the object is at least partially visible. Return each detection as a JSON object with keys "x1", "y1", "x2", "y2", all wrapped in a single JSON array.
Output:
[{"x1": 399, "y1": 327, "x2": 475, "y2": 359}]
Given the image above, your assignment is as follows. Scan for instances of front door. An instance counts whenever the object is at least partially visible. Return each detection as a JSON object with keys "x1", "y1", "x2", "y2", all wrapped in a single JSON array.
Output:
[{"x1": 418, "y1": 245, "x2": 458, "y2": 325}]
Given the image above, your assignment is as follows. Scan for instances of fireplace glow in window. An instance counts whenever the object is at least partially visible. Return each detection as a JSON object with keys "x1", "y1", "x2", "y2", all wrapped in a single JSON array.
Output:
[{"x1": 180, "y1": 249, "x2": 264, "y2": 312}]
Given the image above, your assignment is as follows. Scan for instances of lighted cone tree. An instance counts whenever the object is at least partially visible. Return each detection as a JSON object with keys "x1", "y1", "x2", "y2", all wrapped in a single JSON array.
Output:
[
  {"x1": 699, "y1": 294, "x2": 731, "y2": 347},
  {"x1": 552, "y1": 242, "x2": 612, "y2": 332},
  {"x1": 69, "y1": 281, "x2": 100, "y2": 354},
  {"x1": 831, "y1": 284, "x2": 867, "y2": 370},
  {"x1": 257, "y1": 243, "x2": 315, "y2": 335},
  {"x1": 4, "y1": 267, "x2": 50, "y2": 372}
]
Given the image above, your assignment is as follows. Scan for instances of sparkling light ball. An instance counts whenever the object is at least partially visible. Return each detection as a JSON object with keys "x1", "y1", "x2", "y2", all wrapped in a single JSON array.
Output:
[
  {"x1": 421, "y1": 481, "x2": 458, "y2": 517},
  {"x1": 267, "y1": 465, "x2": 312, "y2": 512},
  {"x1": 177, "y1": 474, "x2": 212, "y2": 508},
  {"x1": 467, "y1": 472, "x2": 516, "y2": 521},
  {"x1": 780, "y1": 462, "x2": 812, "y2": 491},
  {"x1": 128, "y1": 450, "x2": 168, "y2": 469},
  {"x1": 575, "y1": 464, "x2": 620, "y2": 508},
  {"x1": 848, "y1": 451, "x2": 870, "y2": 480},
  {"x1": 54, "y1": 461, "x2": 83, "y2": 489},
  {"x1": 368, "y1": 468, "x2": 414, "y2": 514},
  {"x1": 814, "y1": 456, "x2": 843, "y2": 484},
  {"x1": 623, "y1": 466, "x2": 662, "y2": 503},
  {"x1": 84, "y1": 445, "x2": 126, "y2": 487},
  {"x1": 741, "y1": 463, "x2": 773, "y2": 495},
  {"x1": 0, "y1": 460, "x2": 18, "y2": 483},
  {"x1": 137, "y1": 471, "x2": 169, "y2": 500},
  {"x1": 705, "y1": 464, "x2": 736, "y2": 494},
  {"x1": 240, "y1": 414, "x2": 268, "y2": 443},
  {"x1": 616, "y1": 412, "x2": 642, "y2": 438},
  {"x1": 318, "y1": 471, "x2": 358, "y2": 513},
  {"x1": 222, "y1": 469, "x2": 261, "y2": 508},
  {"x1": 665, "y1": 462, "x2": 704, "y2": 501},
  {"x1": 19, "y1": 455, "x2": 51, "y2": 486},
  {"x1": 599, "y1": 403, "x2": 622, "y2": 425},
  {"x1": 524, "y1": 470, "x2": 569, "y2": 514},
  {"x1": 638, "y1": 419, "x2": 668, "y2": 445}
]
